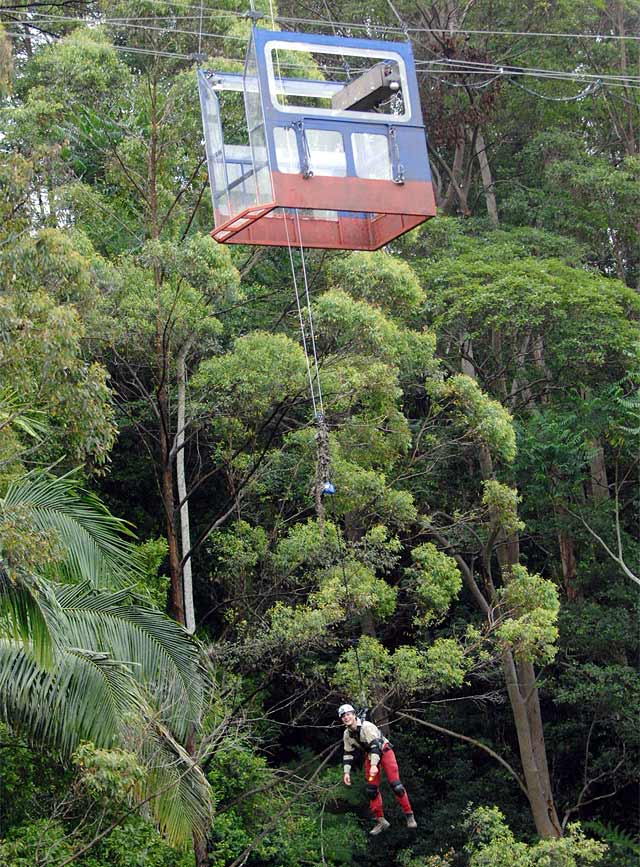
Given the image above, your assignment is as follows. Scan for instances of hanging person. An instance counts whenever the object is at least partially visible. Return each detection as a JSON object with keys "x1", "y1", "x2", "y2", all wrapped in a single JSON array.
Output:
[{"x1": 338, "y1": 703, "x2": 417, "y2": 835}]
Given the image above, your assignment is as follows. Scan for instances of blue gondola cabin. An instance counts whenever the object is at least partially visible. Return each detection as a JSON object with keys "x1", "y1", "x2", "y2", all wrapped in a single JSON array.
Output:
[{"x1": 198, "y1": 27, "x2": 436, "y2": 250}]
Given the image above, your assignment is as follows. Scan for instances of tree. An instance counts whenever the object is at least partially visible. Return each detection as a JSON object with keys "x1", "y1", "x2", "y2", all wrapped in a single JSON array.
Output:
[{"x1": 0, "y1": 468, "x2": 212, "y2": 847}]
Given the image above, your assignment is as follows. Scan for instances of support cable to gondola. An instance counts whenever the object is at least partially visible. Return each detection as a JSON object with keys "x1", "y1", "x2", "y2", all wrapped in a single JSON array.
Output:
[{"x1": 269, "y1": 20, "x2": 335, "y2": 523}]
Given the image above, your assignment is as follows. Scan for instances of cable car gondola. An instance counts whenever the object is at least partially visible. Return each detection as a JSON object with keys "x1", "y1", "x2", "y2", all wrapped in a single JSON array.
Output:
[{"x1": 198, "y1": 26, "x2": 436, "y2": 250}]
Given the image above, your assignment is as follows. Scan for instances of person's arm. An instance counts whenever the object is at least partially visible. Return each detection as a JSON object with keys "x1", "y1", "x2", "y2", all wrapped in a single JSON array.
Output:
[{"x1": 343, "y1": 731, "x2": 355, "y2": 785}]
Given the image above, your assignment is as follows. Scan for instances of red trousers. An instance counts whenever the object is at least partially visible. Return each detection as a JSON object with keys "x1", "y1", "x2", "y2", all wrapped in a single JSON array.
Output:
[{"x1": 364, "y1": 749, "x2": 412, "y2": 818}]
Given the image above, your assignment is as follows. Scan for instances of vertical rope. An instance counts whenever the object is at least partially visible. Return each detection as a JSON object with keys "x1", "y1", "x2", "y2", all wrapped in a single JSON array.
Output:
[{"x1": 338, "y1": 536, "x2": 367, "y2": 709}]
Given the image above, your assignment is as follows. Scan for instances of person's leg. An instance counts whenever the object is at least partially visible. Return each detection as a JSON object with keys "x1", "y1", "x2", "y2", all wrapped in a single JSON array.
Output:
[
  {"x1": 380, "y1": 749, "x2": 413, "y2": 815},
  {"x1": 364, "y1": 755, "x2": 384, "y2": 818},
  {"x1": 365, "y1": 755, "x2": 390, "y2": 834}
]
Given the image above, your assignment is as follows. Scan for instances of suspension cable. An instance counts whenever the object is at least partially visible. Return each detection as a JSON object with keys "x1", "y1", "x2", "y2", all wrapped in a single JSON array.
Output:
[
  {"x1": 294, "y1": 209, "x2": 324, "y2": 417},
  {"x1": 283, "y1": 218, "x2": 318, "y2": 418}
]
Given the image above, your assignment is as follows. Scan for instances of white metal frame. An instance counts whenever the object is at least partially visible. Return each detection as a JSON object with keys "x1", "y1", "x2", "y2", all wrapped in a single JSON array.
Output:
[{"x1": 264, "y1": 39, "x2": 412, "y2": 123}]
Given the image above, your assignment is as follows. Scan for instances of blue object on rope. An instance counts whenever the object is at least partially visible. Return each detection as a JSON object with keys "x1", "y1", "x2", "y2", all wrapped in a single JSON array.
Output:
[{"x1": 322, "y1": 481, "x2": 336, "y2": 495}]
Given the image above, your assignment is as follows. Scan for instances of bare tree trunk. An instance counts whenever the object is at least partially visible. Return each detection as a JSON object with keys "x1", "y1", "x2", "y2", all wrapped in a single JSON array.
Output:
[
  {"x1": 159, "y1": 360, "x2": 184, "y2": 624},
  {"x1": 558, "y1": 524, "x2": 579, "y2": 601},
  {"x1": 440, "y1": 135, "x2": 472, "y2": 216},
  {"x1": 463, "y1": 337, "x2": 561, "y2": 838},
  {"x1": 186, "y1": 729, "x2": 210, "y2": 867},
  {"x1": 531, "y1": 334, "x2": 551, "y2": 404},
  {"x1": 587, "y1": 439, "x2": 609, "y2": 503},
  {"x1": 502, "y1": 651, "x2": 562, "y2": 837},
  {"x1": 177, "y1": 339, "x2": 196, "y2": 634},
  {"x1": 475, "y1": 129, "x2": 499, "y2": 226}
]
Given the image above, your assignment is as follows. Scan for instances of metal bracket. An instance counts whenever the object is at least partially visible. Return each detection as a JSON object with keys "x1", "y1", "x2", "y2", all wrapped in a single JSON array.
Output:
[
  {"x1": 292, "y1": 120, "x2": 314, "y2": 179},
  {"x1": 388, "y1": 126, "x2": 405, "y2": 185}
]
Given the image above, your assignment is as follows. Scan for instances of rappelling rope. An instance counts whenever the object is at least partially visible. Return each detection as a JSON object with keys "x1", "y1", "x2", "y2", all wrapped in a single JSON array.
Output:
[{"x1": 337, "y1": 533, "x2": 368, "y2": 713}]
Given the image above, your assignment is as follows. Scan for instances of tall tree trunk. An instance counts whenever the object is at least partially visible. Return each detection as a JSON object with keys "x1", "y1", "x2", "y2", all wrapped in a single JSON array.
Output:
[
  {"x1": 464, "y1": 336, "x2": 561, "y2": 838},
  {"x1": 502, "y1": 651, "x2": 562, "y2": 837},
  {"x1": 148, "y1": 75, "x2": 184, "y2": 624},
  {"x1": 558, "y1": 524, "x2": 579, "y2": 601},
  {"x1": 177, "y1": 339, "x2": 195, "y2": 633},
  {"x1": 474, "y1": 129, "x2": 499, "y2": 226},
  {"x1": 158, "y1": 336, "x2": 184, "y2": 624},
  {"x1": 587, "y1": 439, "x2": 609, "y2": 503}
]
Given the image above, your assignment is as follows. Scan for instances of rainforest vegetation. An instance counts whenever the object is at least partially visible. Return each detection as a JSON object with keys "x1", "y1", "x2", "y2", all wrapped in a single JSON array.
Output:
[{"x1": 0, "y1": 1, "x2": 638, "y2": 865}]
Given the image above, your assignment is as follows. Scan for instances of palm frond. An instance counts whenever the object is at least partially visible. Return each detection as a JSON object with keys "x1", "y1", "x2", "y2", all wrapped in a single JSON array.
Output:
[
  {"x1": 54, "y1": 583, "x2": 203, "y2": 739},
  {"x1": 2, "y1": 471, "x2": 142, "y2": 587},
  {"x1": 0, "y1": 640, "x2": 144, "y2": 755},
  {"x1": 0, "y1": 637, "x2": 212, "y2": 844},
  {"x1": 142, "y1": 720, "x2": 213, "y2": 846},
  {"x1": 0, "y1": 566, "x2": 56, "y2": 668},
  {"x1": 0, "y1": 386, "x2": 48, "y2": 440}
]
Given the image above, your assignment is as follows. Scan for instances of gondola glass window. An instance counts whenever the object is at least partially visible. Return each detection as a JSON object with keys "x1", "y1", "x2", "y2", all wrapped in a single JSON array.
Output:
[{"x1": 198, "y1": 28, "x2": 436, "y2": 250}]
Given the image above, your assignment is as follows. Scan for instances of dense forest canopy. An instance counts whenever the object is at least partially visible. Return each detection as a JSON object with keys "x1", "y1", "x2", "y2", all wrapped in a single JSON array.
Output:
[{"x1": 0, "y1": 1, "x2": 638, "y2": 866}]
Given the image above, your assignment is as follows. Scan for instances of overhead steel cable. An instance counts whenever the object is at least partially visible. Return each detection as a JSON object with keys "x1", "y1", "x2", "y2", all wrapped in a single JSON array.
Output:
[
  {"x1": 10, "y1": 10, "x2": 639, "y2": 90},
  {"x1": 415, "y1": 56, "x2": 640, "y2": 83},
  {"x1": 6, "y1": 27, "x2": 638, "y2": 92},
  {"x1": 7, "y1": 4, "x2": 640, "y2": 42},
  {"x1": 9, "y1": 11, "x2": 248, "y2": 41}
]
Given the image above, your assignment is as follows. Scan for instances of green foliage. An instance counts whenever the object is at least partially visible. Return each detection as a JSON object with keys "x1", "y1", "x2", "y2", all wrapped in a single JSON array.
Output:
[
  {"x1": 0, "y1": 474, "x2": 211, "y2": 844},
  {"x1": 80, "y1": 818, "x2": 193, "y2": 867},
  {"x1": 195, "y1": 331, "x2": 308, "y2": 425},
  {"x1": 581, "y1": 821, "x2": 640, "y2": 867},
  {"x1": 205, "y1": 740, "x2": 366, "y2": 867},
  {"x1": 0, "y1": 818, "x2": 74, "y2": 867},
  {"x1": 328, "y1": 457, "x2": 418, "y2": 529},
  {"x1": 463, "y1": 806, "x2": 607, "y2": 866},
  {"x1": 208, "y1": 520, "x2": 269, "y2": 588},
  {"x1": 73, "y1": 742, "x2": 144, "y2": 803},
  {"x1": 422, "y1": 638, "x2": 469, "y2": 690},
  {"x1": 272, "y1": 519, "x2": 341, "y2": 578},
  {"x1": 497, "y1": 566, "x2": 560, "y2": 663},
  {"x1": 0, "y1": 230, "x2": 117, "y2": 468},
  {"x1": 1, "y1": 471, "x2": 141, "y2": 587},
  {"x1": 3, "y1": 5, "x2": 640, "y2": 861},
  {"x1": 441, "y1": 375, "x2": 517, "y2": 464},
  {"x1": 268, "y1": 595, "x2": 344, "y2": 645},
  {"x1": 326, "y1": 251, "x2": 425, "y2": 319},
  {"x1": 482, "y1": 481, "x2": 525, "y2": 537},
  {"x1": 405, "y1": 542, "x2": 463, "y2": 626},
  {"x1": 315, "y1": 560, "x2": 398, "y2": 620},
  {"x1": 333, "y1": 635, "x2": 391, "y2": 701},
  {"x1": 131, "y1": 537, "x2": 170, "y2": 609}
]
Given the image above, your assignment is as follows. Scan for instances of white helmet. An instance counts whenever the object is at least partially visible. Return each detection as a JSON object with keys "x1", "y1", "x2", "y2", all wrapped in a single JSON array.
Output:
[{"x1": 337, "y1": 703, "x2": 355, "y2": 718}]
